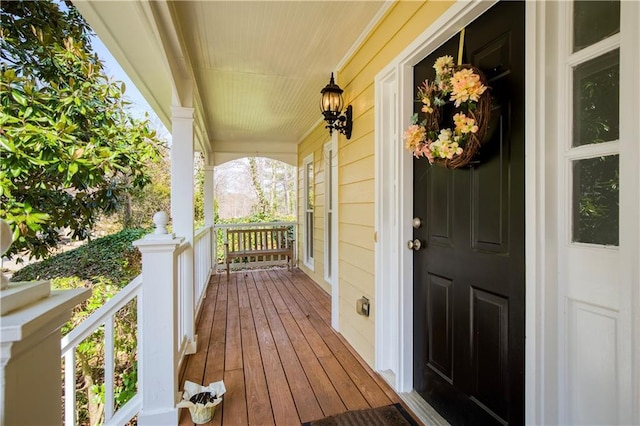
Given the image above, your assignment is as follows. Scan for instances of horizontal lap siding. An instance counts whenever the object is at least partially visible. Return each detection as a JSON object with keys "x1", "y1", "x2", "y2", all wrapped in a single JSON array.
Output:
[{"x1": 297, "y1": 0, "x2": 455, "y2": 366}]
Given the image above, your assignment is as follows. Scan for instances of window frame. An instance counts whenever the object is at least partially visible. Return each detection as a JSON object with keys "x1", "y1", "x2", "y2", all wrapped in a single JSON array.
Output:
[{"x1": 302, "y1": 154, "x2": 315, "y2": 270}]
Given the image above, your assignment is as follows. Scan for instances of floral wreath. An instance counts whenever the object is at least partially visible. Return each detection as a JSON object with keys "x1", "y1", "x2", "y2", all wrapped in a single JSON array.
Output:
[{"x1": 403, "y1": 55, "x2": 491, "y2": 169}]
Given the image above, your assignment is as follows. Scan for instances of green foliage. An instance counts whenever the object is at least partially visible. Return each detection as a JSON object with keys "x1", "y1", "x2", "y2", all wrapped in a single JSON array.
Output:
[
  {"x1": 11, "y1": 228, "x2": 147, "y2": 283},
  {"x1": 11, "y1": 228, "x2": 146, "y2": 424},
  {"x1": 574, "y1": 156, "x2": 619, "y2": 245},
  {"x1": 572, "y1": 53, "x2": 620, "y2": 246},
  {"x1": 0, "y1": 0, "x2": 163, "y2": 260},
  {"x1": 194, "y1": 156, "x2": 205, "y2": 227},
  {"x1": 114, "y1": 363, "x2": 138, "y2": 407},
  {"x1": 112, "y1": 148, "x2": 171, "y2": 230},
  {"x1": 52, "y1": 276, "x2": 119, "y2": 337}
]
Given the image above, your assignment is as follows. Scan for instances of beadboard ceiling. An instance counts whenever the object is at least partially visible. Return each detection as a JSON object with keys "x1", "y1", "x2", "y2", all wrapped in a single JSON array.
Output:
[{"x1": 75, "y1": 1, "x2": 387, "y2": 165}]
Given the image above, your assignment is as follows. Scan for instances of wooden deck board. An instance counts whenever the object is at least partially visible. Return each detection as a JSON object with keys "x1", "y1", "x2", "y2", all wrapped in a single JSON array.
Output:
[
  {"x1": 246, "y1": 273, "x2": 300, "y2": 425},
  {"x1": 238, "y1": 287, "x2": 274, "y2": 425},
  {"x1": 225, "y1": 274, "x2": 243, "y2": 371},
  {"x1": 222, "y1": 369, "x2": 248, "y2": 426},
  {"x1": 180, "y1": 268, "x2": 417, "y2": 425},
  {"x1": 254, "y1": 271, "x2": 324, "y2": 422},
  {"x1": 271, "y1": 269, "x2": 394, "y2": 408},
  {"x1": 181, "y1": 274, "x2": 219, "y2": 386}
]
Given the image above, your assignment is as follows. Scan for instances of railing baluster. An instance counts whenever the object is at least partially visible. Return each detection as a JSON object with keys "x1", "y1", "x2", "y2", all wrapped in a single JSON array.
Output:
[
  {"x1": 58, "y1": 225, "x2": 217, "y2": 425},
  {"x1": 64, "y1": 350, "x2": 76, "y2": 426},
  {"x1": 61, "y1": 277, "x2": 142, "y2": 426},
  {"x1": 177, "y1": 251, "x2": 184, "y2": 353},
  {"x1": 104, "y1": 316, "x2": 115, "y2": 421},
  {"x1": 191, "y1": 246, "x2": 196, "y2": 313}
]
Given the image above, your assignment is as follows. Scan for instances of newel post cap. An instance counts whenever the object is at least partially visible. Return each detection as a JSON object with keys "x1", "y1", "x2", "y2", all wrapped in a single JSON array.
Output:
[
  {"x1": 133, "y1": 212, "x2": 184, "y2": 247},
  {"x1": 153, "y1": 211, "x2": 170, "y2": 234}
]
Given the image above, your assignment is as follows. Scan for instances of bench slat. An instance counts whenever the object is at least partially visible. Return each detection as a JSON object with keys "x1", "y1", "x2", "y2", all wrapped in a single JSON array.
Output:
[{"x1": 224, "y1": 227, "x2": 294, "y2": 279}]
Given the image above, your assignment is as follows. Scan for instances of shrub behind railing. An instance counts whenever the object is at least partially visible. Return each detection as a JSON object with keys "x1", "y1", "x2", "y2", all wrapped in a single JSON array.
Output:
[{"x1": 61, "y1": 276, "x2": 142, "y2": 425}]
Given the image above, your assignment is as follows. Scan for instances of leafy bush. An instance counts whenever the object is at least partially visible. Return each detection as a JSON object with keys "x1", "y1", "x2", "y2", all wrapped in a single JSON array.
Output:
[
  {"x1": 11, "y1": 228, "x2": 148, "y2": 284},
  {"x1": 12, "y1": 228, "x2": 148, "y2": 425},
  {"x1": 1, "y1": 1, "x2": 163, "y2": 260}
]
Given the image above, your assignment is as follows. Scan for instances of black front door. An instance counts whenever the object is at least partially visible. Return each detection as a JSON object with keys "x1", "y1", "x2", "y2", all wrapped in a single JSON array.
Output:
[{"x1": 412, "y1": 2, "x2": 525, "y2": 425}]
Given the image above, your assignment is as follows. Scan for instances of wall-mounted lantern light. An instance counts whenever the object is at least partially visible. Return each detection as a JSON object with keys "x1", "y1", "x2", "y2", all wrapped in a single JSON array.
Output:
[{"x1": 320, "y1": 73, "x2": 352, "y2": 139}]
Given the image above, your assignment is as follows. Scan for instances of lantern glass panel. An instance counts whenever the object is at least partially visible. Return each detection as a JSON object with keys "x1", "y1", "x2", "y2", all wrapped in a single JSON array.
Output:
[{"x1": 321, "y1": 91, "x2": 343, "y2": 113}]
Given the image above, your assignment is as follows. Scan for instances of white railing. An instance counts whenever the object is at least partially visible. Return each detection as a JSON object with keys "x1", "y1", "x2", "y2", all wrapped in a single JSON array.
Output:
[
  {"x1": 194, "y1": 225, "x2": 213, "y2": 312},
  {"x1": 61, "y1": 275, "x2": 142, "y2": 426},
  {"x1": 175, "y1": 239, "x2": 191, "y2": 363},
  {"x1": 176, "y1": 225, "x2": 214, "y2": 366},
  {"x1": 213, "y1": 221, "x2": 297, "y2": 271},
  {"x1": 60, "y1": 222, "x2": 215, "y2": 425}
]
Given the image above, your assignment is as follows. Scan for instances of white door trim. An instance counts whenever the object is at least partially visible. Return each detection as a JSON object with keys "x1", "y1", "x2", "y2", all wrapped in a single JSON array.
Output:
[
  {"x1": 620, "y1": 3, "x2": 640, "y2": 422},
  {"x1": 524, "y1": 2, "x2": 553, "y2": 423},
  {"x1": 374, "y1": 66, "x2": 401, "y2": 386}
]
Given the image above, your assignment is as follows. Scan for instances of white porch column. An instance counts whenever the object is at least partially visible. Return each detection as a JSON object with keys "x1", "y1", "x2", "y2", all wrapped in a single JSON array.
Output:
[
  {"x1": 170, "y1": 106, "x2": 196, "y2": 354},
  {"x1": 203, "y1": 165, "x2": 215, "y2": 227},
  {"x1": 1, "y1": 285, "x2": 89, "y2": 425},
  {"x1": 1, "y1": 218, "x2": 90, "y2": 425},
  {"x1": 203, "y1": 165, "x2": 216, "y2": 271},
  {"x1": 133, "y1": 224, "x2": 184, "y2": 426}
]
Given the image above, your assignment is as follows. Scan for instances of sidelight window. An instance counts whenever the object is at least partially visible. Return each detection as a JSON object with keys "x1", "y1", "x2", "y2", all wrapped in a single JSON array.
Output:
[{"x1": 569, "y1": 0, "x2": 620, "y2": 246}]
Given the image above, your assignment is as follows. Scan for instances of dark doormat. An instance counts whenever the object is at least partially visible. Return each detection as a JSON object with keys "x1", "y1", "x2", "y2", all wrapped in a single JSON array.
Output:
[{"x1": 302, "y1": 403, "x2": 419, "y2": 426}]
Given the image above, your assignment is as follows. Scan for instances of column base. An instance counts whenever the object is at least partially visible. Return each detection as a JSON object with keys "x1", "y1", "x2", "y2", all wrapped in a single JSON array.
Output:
[
  {"x1": 185, "y1": 335, "x2": 197, "y2": 355},
  {"x1": 138, "y1": 407, "x2": 179, "y2": 426}
]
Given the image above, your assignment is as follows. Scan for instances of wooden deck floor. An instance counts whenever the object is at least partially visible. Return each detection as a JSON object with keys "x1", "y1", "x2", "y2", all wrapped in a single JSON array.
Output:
[{"x1": 179, "y1": 268, "x2": 417, "y2": 425}]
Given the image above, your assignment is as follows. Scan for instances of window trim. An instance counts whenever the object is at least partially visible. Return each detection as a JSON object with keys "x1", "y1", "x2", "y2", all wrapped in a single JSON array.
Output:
[
  {"x1": 323, "y1": 139, "x2": 338, "y2": 284},
  {"x1": 302, "y1": 154, "x2": 314, "y2": 271},
  {"x1": 564, "y1": 7, "x2": 621, "y2": 248}
]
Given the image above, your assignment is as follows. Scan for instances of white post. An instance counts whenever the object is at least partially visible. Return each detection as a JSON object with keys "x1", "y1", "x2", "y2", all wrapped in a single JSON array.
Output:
[
  {"x1": 1, "y1": 288, "x2": 89, "y2": 425},
  {"x1": 134, "y1": 212, "x2": 184, "y2": 426},
  {"x1": 204, "y1": 165, "x2": 215, "y2": 227},
  {"x1": 170, "y1": 106, "x2": 196, "y2": 354},
  {"x1": 203, "y1": 165, "x2": 216, "y2": 272},
  {"x1": 1, "y1": 215, "x2": 90, "y2": 425}
]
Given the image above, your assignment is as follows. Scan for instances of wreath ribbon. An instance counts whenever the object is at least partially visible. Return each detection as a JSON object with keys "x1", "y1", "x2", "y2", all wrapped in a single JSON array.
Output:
[{"x1": 457, "y1": 28, "x2": 465, "y2": 66}]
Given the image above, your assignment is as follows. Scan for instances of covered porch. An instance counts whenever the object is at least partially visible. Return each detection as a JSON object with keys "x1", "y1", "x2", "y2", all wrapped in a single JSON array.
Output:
[
  {"x1": 178, "y1": 268, "x2": 408, "y2": 425},
  {"x1": 3, "y1": 1, "x2": 638, "y2": 425}
]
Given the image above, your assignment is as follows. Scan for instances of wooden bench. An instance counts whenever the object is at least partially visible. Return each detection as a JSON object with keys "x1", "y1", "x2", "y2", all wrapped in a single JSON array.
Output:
[{"x1": 224, "y1": 227, "x2": 294, "y2": 278}]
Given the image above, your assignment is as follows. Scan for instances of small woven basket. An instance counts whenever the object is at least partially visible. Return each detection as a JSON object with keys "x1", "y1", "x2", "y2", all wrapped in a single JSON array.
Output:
[{"x1": 187, "y1": 392, "x2": 217, "y2": 424}]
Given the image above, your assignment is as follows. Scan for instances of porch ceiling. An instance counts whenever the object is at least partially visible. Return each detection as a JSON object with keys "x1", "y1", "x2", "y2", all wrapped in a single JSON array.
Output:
[{"x1": 74, "y1": 1, "x2": 387, "y2": 166}]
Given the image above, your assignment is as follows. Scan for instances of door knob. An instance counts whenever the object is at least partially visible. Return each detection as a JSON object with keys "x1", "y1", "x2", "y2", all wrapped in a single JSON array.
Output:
[
  {"x1": 412, "y1": 217, "x2": 422, "y2": 229},
  {"x1": 407, "y1": 239, "x2": 422, "y2": 251}
]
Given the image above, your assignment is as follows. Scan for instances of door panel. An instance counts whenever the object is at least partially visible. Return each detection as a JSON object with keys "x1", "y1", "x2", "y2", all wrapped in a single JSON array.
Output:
[
  {"x1": 413, "y1": 2, "x2": 525, "y2": 425},
  {"x1": 426, "y1": 274, "x2": 453, "y2": 381},
  {"x1": 428, "y1": 170, "x2": 453, "y2": 245},
  {"x1": 470, "y1": 287, "x2": 509, "y2": 420}
]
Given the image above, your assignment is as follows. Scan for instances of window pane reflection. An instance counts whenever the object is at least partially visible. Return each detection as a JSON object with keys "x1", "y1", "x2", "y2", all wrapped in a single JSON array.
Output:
[
  {"x1": 572, "y1": 50, "x2": 619, "y2": 147},
  {"x1": 572, "y1": 155, "x2": 619, "y2": 246},
  {"x1": 306, "y1": 162, "x2": 314, "y2": 210},
  {"x1": 573, "y1": 0, "x2": 619, "y2": 52}
]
